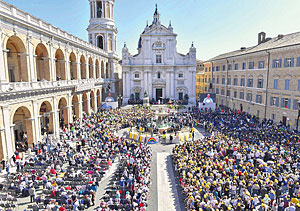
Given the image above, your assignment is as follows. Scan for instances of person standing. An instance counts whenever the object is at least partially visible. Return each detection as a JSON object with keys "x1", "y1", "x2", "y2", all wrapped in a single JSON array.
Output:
[{"x1": 29, "y1": 186, "x2": 35, "y2": 203}]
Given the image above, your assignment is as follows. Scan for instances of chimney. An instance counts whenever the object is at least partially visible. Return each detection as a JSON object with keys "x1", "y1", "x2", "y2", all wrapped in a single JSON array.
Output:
[
  {"x1": 258, "y1": 32, "x2": 266, "y2": 44},
  {"x1": 277, "y1": 34, "x2": 284, "y2": 40}
]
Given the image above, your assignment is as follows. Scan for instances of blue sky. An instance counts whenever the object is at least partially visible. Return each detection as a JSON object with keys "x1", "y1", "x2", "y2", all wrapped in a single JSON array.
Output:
[{"x1": 5, "y1": 0, "x2": 300, "y2": 60}]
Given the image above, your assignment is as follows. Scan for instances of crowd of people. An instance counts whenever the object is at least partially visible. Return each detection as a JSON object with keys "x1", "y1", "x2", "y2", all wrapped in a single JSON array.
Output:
[
  {"x1": 0, "y1": 107, "x2": 154, "y2": 211},
  {"x1": 173, "y1": 108, "x2": 300, "y2": 210}
]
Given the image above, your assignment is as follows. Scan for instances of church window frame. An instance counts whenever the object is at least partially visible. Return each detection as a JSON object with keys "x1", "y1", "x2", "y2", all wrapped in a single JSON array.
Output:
[
  {"x1": 97, "y1": 35, "x2": 104, "y2": 50},
  {"x1": 156, "y1": 55, "x2": 162, "y2": 64}
]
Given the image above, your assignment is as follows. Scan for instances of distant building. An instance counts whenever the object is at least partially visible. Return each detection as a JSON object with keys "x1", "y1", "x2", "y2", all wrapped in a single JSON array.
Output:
[
  {"x1": 195, "y1": 60, "x2": 204, "y2": 100},
  {"x1": 209, "y1": 32, "x2": 300, "y2": 128},
  {"x1": 122, "y1": 5, "x2": 196, "y2": 104}
]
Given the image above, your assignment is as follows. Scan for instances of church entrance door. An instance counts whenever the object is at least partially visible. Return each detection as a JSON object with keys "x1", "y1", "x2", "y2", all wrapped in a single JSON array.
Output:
[{"x1": 156, "y1": 88, "x2": 162, "y2": 102}]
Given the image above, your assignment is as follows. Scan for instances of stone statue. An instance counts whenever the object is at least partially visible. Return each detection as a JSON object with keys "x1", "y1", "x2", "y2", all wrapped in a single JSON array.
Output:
[
  {"x1": 144, "y1": 90, "x2": 148, "y2": 98},
  {"x1": 97, "y1": 7, "x2": 102, "y2": 18}
]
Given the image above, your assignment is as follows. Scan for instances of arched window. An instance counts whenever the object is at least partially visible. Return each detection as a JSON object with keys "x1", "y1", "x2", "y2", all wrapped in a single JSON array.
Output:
[
  {"x1": 97, "y1": 36, "x2": 104, "y2": 49},
  {"x1": 157, "y1": 72, "x2": 161, "y2": 79}
]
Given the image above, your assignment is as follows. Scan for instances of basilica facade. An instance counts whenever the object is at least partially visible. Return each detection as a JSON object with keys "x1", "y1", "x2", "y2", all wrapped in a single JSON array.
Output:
[{"x1": 122, "y1": 6, "x2": 196, "y2": 104}]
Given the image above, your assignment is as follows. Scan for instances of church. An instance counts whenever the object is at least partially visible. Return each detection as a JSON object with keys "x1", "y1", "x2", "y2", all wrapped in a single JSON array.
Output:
[{"x1": 122, "y1": 5, "x2": 197, "y2": 104}]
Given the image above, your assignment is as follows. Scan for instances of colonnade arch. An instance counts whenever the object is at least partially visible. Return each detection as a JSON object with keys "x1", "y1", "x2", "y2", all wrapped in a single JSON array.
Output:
[
  {"x1": 97, "y1": 89, "x2": 101, "y2": 108},
  {"x1": 6, "y1": 36, "x2": 28, "y2": 82},
  {"x1": 101, "y1": 61, "x2": 105, "y2": 78},
  {"x1": 55, "y1": 49, "x2": 66, "y2": 80},
  {"x1": 89, "y1": 57, "x2": 94, "y2": 79},
  {"x1": 12, "y1": 106, "x2": 34, "y2": 151},
  {"x1": 58, "y1": 97, "x2": 69, "y2": 127},
  {"x1": 82, "y1": 92, "x2": 89, "y2": 114},
  {"x1": 69, "y1": 52, "x2": 77, "y2": 80},
  {"x1": 72, "y1": 95, "x2": 80, "y2": 120},
  {"x1": 90, "y1": 90, "x2": 95, "y2": 112},
  {"x1": 39, "y1": 101, "x2": 54, "y2": 136},
  {"x1": 80, "y1": 55, "x2": 87, "y2": 79},
  {"x1": 35, "y1": 43, "x2": 50, "y2": 81},
  {"x1": 96, "y1": 59, "x2": 100, "y2": 78}
]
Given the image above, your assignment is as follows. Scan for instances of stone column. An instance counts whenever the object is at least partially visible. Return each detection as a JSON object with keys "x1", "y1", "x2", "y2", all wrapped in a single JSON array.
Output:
[
  {"x1": 78, "y1": 94, "x2": 83, "y2": 124},
  {"x1": 122, "y1": 72, "x2": 127, "y2": 97},
  {"x1": 49, "y1": 42, "x2": 55, "y2": 81},
  {"x1": 0, "y1": 31, "x2": 8, "y2": 92},
  {"x1": 32, "y1": 101, "x2": 40, "y2": 143},
  {"x1": 53, "y1": 97, "x2": 59, "y2": 138},
  {"x1": 76, "y1": 53, "x2": 81, "y2": 80},
  {"x1": 166, "y1": 70, "x2": 170, "y2": 99},
  {"x1": 27, "y1": 35, "x2": 38, "y2": 89},
  {"x1": 65, "y1": 49, "x2": 70, "y2": 80},
  {"x1": 144, "y1": 70, "x2": 148, "y2": 94},
  {"x1": 67, "y1": 94, "x2": 73, "y2": 124},
  {"x1": 86, "y1": 92, "x2": 91, "y2": 115},
  {"x1": 148, "y1": 71, "x2": 152, "y2": 99},
  {"x1": 92, "y1": 59, "x2": 96, "y2": 79},
  {"x1": 171, "y1": 70, "x2": 175, "y2": 99},
  {"x1": 94, "y1": 90, "x2": 98, "y2": 112},
  {"x1": 2, "y1": 107, "x2": 13, "y2": 159},
  {"x1": 86, "y1": 59, "x2": 89, "y2": 79}
]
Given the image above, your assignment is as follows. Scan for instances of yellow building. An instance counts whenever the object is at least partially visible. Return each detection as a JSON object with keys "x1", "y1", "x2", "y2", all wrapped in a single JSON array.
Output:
[{"x1": 196, "y1": 60, "x2": 204, "y2": 100}]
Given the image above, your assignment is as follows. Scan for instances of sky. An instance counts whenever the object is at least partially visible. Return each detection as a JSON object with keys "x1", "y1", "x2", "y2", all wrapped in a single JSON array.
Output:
[{"x1": 4, "y1": 0, "x2": 300, "y2": 61}]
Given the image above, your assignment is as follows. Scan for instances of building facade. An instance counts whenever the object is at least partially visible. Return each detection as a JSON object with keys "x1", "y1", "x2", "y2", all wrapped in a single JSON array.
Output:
[
  {"x1": 195, "y1": 60, "x2": 204, "y2": 100},
  {"x1": 0, "y1": 0, "x2": 120, "y2": 160},
  {"x1": 122, "y1": 6, "x2": 196, "y2": 104},
  {"x1": 210, "y1": 32, "x2": 300, "y2": 128}
]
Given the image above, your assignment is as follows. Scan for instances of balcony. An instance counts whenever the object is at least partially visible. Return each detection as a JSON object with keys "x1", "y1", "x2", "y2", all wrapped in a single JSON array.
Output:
[{"x1": 2, "y1": 78, "x2": 105, "y2": 93}]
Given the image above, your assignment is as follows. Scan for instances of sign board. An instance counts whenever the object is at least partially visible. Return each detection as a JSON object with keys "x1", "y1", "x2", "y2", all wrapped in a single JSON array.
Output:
[{"x1": 76, "y1": 83, "x2": 94, "y2": 92}]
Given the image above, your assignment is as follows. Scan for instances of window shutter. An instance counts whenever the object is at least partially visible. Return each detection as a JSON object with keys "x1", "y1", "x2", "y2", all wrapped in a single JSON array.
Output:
[
  {"x1": 288, "y1": 99, "x2": 291, "y2": 109},
  {"x1": 297, "y1": 57, "x2": 300, "y2": 67},
  {"x1": 284, "y1": 58, "x2": 287, "y2": 67},
  {"x1": 298, "y1": 80, "x2": 300, "y2": 91},
  {"x1": 256, "y1": 95, "x2": 258, "y2": 103},
  {"x1": 270, "y1": 96, "x2": 273, "y2": 106},
  {"x1": 293, "y1": 99, "x2": 297, "y2": 110},
  {"x1": 281, "y1": 98, "x2": 284, "y2": 108},
  {"x1": 262, "y1": 61, "x2": 265, "y2": 68},
  {"x1": 272, "y1": 59, "x2": 275, "y2": 68},
  {"x1": 261, "y1": 80, "x2": 263, "y2": 88},
  {"x1": 279, "y1": 59, "x2": 282, "y2": 68},
  {"x1": 276, "y1": 97, "x2": 279, "y2": 107},
  {"x1": 291, "y1": 58, "x2": 294, "y2": 67}
]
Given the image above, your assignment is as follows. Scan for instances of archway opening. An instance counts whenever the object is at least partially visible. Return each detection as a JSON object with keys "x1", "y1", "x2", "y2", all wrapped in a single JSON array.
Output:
[
  {"x1": 89, "y1": 57, "x2": 94, "y2": 79},
  {"x1": 12, "y1": 106, "x2": 34, "y2": 152},
  {"x1": 97, "y1": 35, "x2": 104, "y2": 49},
  {"x1": 39, "y1": 101, "x2": 54, "y2": 137},
  {"x1": 101, "y1": 61, "x2": 105, "y2": 78},
  {"x1": 82, "y1": 92, "x2": 88, "y2": 114},
  {"x1": 95, "y1": 60, "x2": 100, "y2": 78},
  {"x1": 58, "y1": 97, "x2": 68, "y2": 128},
  {"x1": 55, "y1": 49, "x2": 66, "y2": 80},
  {"x1": 90, "y1": 91, "x2": 95, "y2": 112},
  {"x1": 80, "y1": 55, "x2": 86, "y2": 79},
  {"x1": 105, "y1": 62, "x2": 109, "y2": 78},
  {"x1": 6, "y1": 36, "x2": 28, "y2": 82},
  {"x1": 35, "y1": 43, "x2": 50, "y2": 81},
  {"x1": 97, "y1": 89, "x2": 101, "y2": 109},
  {"x1": 69, "y1": 52, "x2": 77, "y2": 80},
  {"x1": 72, "y1": 95, "x2": 79, "y2": 120}
]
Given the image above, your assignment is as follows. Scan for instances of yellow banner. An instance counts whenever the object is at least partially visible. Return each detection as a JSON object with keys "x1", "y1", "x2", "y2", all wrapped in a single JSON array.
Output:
[{"x1": 129, "y1": 133, "x2": 133, "y2": 139}]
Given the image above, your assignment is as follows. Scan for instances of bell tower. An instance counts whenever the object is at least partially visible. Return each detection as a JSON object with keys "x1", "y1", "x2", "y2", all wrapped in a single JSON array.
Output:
[{"x1": 87, "y1": 0, "x2": 117, "y2": 54}]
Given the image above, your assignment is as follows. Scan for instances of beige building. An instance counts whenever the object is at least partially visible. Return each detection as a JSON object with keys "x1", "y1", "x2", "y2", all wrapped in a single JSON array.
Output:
[
  {"x1": 209, "y1": 32, "x2": 300, "y2": 128},
  {"x1": 0, "y1": 0, "x2": 121, "y2": 161},
  {"x1": 195, "y1": 60, "x2": 204, "y2": 100}
]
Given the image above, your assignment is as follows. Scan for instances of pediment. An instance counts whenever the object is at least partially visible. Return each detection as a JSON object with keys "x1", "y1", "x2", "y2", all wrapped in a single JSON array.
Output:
[
  {"x1": 152, "y1": 79, "x2": 166, "y2": 85},
  {"x1": 143, "y1": 25, "x2": 176, "y2": 36}
]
